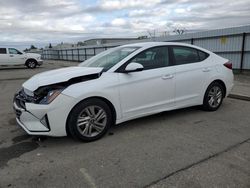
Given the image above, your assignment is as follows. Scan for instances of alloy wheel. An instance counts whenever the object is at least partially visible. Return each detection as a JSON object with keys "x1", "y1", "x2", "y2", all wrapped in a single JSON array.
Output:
[
  {"x1": 76, "y1": 105, "x2": 107, "y2": 137},
  {"x1": 208, "y1": 86, "x2": 222, "y2": 108},
  {"x1": 28, "y1": 61, "x2": 36, "y2": 68}
]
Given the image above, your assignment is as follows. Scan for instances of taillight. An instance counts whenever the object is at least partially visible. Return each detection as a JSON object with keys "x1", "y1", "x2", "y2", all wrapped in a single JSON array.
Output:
[{"x1": 223, "y1": 62, "x2": 232, "y2": 70}]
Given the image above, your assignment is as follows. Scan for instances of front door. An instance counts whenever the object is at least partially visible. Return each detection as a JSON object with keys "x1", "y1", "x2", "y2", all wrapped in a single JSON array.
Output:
[
  {"x1": 117, "y1": 46, "x2": 175, "y2": 120},
  {"x1": 8, "y1": 48, "x2": 25, "y2": 65}
]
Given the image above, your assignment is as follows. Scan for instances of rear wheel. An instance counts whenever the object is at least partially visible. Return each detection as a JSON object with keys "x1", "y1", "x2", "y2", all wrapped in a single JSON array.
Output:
[
  {"x1": 202, "y1": 82, "x2": 224, "y2": 111},
  {"x1": 67, "y1": 99, "x2": 112, "y2": 142},
  {"x1": 26, "y1": 59, "x2": 37, "y2": 69}
]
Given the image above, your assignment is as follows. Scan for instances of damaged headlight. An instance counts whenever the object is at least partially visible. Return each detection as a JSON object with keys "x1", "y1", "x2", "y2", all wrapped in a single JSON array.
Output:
[{"x1": 38, "y1": 89, "x2": 64, "y2": 104}]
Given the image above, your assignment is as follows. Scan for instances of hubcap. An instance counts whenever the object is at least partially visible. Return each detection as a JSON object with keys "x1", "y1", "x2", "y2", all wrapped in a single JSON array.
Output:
[
  {"x1": 208, "y1": 86, "x2": 222, "y2": 108},
  {"x1": 77, "y1": 105, "x2": 107, "y2": 137},
  {"x1": 29, "y1": 61, "x2": 35, "y2": 68}
]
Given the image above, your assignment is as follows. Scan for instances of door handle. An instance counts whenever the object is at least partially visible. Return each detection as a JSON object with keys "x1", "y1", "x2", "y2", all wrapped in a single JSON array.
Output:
[
  {"x1": 162, "y1": 74, "x2": 174, "y2": 80},
  {"x1": 9, "y1": 55, "x2": 14, "y2": 57},
  {"x1": 202, "y1": 68, "x2": 211, "y2": 72}
]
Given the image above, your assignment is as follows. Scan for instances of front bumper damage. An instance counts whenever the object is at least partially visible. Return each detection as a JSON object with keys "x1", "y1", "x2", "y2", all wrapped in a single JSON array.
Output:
[{"x1": 13, "y1": 89, "x2": 76, "y2": 136}]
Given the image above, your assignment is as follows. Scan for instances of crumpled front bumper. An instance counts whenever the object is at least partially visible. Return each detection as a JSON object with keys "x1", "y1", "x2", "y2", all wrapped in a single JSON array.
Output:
[
  {"x1": 13, "y1": 101, "x2": 50, "y2": 134},
  {"x1": 13, "y1": 91, "x2": 77, "y2": 136}
]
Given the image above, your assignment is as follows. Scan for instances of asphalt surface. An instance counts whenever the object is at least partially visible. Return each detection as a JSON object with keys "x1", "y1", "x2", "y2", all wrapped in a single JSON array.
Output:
[{"x1": 0, "y1": 61, "x2": 249, "y2": 188}]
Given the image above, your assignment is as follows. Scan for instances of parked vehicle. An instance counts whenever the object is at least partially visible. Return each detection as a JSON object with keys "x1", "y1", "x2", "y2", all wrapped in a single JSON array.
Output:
[
  {"x1": 13, "y1": 42, "x2": 234, "y2": 141},
  {"x1": 0, "y1": 47, "x2": 43, "y2": 68}
]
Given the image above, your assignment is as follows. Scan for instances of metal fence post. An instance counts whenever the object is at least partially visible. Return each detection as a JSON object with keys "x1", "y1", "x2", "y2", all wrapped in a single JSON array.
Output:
[
  {"x1": 84, "y1": 48, "x2": 87, "y2": 60},
  {"x1": 77, "y1": 49, "x2": 80, "y2": 62},
  {"x1": 66, "y1": 50, "x2": 68, "y2": 61},
  {"x1": 240, "y1": 32, "x2": 246, "y2": 72}
]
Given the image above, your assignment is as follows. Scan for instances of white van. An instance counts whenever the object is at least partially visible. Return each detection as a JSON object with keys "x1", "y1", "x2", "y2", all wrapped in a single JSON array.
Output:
[{"x1": 0, "y1": 47, "x2": 43, "y2": 68}]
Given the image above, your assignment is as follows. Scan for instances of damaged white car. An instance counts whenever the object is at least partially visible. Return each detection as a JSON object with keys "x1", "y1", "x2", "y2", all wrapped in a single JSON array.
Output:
[{"x1": 13, "y1": 42, "x2": 234, "y2": 141}]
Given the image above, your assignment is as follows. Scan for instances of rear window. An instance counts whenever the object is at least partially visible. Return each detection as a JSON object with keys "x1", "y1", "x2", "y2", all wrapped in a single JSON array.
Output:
[{"x1": 0, "y1": 48, "x2": 7, "y2": 54}]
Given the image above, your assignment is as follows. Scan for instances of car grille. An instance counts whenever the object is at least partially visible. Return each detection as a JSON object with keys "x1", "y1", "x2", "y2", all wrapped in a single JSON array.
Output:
[
  {"x1": 15, "y1": 95, "x2": 26, "y2": 109},
  {"x1": 14, "y1": 89, "x2": 36, "y2": 109},
  {"x1": 15, "y1": 109, "x2": 22, "y2": 119}
]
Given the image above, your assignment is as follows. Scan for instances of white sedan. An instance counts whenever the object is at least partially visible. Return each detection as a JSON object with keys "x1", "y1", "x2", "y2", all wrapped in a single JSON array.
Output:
[{"x1": 13, "y1": 42, "x2": 234, "y2": 141}]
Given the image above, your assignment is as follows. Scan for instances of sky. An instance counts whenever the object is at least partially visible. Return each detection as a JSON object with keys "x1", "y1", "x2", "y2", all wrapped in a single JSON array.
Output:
[{"x1": 0, "y1": 0, "x2": 250, "y2": 49}]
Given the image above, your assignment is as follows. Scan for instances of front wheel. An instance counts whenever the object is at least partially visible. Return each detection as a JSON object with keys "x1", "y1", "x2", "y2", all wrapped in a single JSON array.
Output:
[
  {"x1": 67, "y1": 99, "x2": 112, "y2": 142},
  {"x1": 26, "y1": 60, "x2": 37, "y2": 69},
  {"x1": 202, "y1": 82, "x2": 224, "y2": 111}
]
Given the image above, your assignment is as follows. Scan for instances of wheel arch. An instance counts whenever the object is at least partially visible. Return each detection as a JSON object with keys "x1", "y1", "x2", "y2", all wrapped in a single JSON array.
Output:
[
  {"x1": 66, "y1": 96, "x2": 117, "y2": 136},
  {"x1": 25, "y1": 58, "x2": 38, "y2": 65},
  {"x1": 205, "y1": 79, "x2": 227, "y2": 98}
]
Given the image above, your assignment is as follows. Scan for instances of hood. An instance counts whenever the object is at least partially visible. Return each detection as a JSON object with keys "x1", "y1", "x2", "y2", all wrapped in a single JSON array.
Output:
[
  {"x1": 25, "y1": 53, "x2": 41, "y2": 58},
  {"x1": 23, "y1": 66, "x2": 103, "y2": 92}
]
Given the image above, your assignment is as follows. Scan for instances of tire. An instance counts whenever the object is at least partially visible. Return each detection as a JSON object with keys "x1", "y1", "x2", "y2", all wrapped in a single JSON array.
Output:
[
  {"x1": 67, "y1": 98, "x2": 112, "y2": 142},
  {"x1": 26, "y1": 59, "x2": 37, "y2": 69},
  {"x1": 202, "y1": 82, "x2": 225, "y2": 111}
]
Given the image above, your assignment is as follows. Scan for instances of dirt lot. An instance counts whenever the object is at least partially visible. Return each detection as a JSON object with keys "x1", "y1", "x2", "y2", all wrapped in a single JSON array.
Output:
[{"x1": 0, "y1": 61, "x2": 249, "y2": 188}]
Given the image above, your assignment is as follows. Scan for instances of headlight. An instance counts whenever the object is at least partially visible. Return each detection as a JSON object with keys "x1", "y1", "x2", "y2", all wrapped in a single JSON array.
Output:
[{"x1": 39, "y1": 89, "x2": 63, "y2": 104}]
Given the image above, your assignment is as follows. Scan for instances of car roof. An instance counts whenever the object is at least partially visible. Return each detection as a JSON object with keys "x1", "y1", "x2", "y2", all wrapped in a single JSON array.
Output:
[{"x1": 122, "y1": 42, "x2": 211, "y2": 53}]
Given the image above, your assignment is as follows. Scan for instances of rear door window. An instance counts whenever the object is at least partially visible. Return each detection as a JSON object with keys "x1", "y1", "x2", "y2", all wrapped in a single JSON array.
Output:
[
  {"x1": 0, "y1": 48, "x2": 7, "y2": 54},
  {"x1": 172, "y1": 46, "x2": 200, "y2": 65}
]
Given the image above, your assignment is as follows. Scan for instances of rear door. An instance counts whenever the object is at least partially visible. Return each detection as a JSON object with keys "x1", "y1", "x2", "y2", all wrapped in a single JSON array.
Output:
[
  {"x1": 170, "y1": 45, "x2": 210, "y2": 107},
  {"x1": 117, "y1": 46, "x2": 175, "y2": 120},
  {"x1": 0, "y1": 48, "x2": 9, "y2": 65},
  {"x1": 8, "y1": 48, "x2": 25, "y2": 65}
]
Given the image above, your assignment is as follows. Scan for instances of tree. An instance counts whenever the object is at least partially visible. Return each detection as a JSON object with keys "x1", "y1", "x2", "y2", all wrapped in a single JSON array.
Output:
[
  {"x1": 138, "y1": 36, "x2": 148, "y2": 40},
  {"x1": 30, "y1": 45, "x2": 37, "y2": 49},
  {"x1": 49, "y1": 43, "x2": 52, "y2": 48},
  {"x1": 147, "y1": 29, "x2": 156, "y2": 38},
  {"x1": 77, "y1": 41, "x2": 84, "y2": 46},
  {"x1": 173, "y1": 27, "x2": 186, "y2": 35}
]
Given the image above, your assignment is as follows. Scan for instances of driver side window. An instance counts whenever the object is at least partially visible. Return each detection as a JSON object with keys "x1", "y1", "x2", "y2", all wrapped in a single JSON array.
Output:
[
  {"x1": 8, "y1": 48, "x2": 21, "y2": 55},
  {"x1": 130, "y1": 46, "x2": 169, "y2": 70}
]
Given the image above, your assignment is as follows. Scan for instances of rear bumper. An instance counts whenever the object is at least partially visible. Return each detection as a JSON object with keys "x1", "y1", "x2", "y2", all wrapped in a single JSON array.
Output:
[
  {"x1": 225, "y1": 71, "x2": 234, "y2": 97},
  {"x1": 226, "y1": 82, "x2": 234, "y2": 97}
]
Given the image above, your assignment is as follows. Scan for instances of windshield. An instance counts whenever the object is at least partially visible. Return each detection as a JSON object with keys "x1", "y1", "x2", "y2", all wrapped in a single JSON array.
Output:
[{"x1": 79, "y1": 46, "x2": 139, "y2": 71}]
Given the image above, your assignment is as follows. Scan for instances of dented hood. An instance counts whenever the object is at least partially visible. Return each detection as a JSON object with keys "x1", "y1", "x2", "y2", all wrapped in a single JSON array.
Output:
[{"x1": 23, "y1": 66, "x2": 103, "y2": 91}]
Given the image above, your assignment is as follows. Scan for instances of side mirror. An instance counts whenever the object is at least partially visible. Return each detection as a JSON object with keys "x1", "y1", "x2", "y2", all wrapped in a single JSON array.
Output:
[{"x1": 124, "y1": 62, "x2": 144, "y2": 73}]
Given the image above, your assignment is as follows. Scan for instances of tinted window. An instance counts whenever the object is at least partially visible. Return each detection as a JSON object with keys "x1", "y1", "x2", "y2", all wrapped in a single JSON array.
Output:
[
  {"x1": 198, "y1": 50, "x2": 209, "y2": 61},
  {"x1": 173, "y1": 46, "x2": 200, "y2": 65},
  {"x1": 0, "y1": 48, "x2": 7, "y2": 54},
  {"x1": 8, "y1": 48, "x2": 22, "y2": 54},
  {"x1": 130, "y1": 46, "x2": 169, "y2": 70}
]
